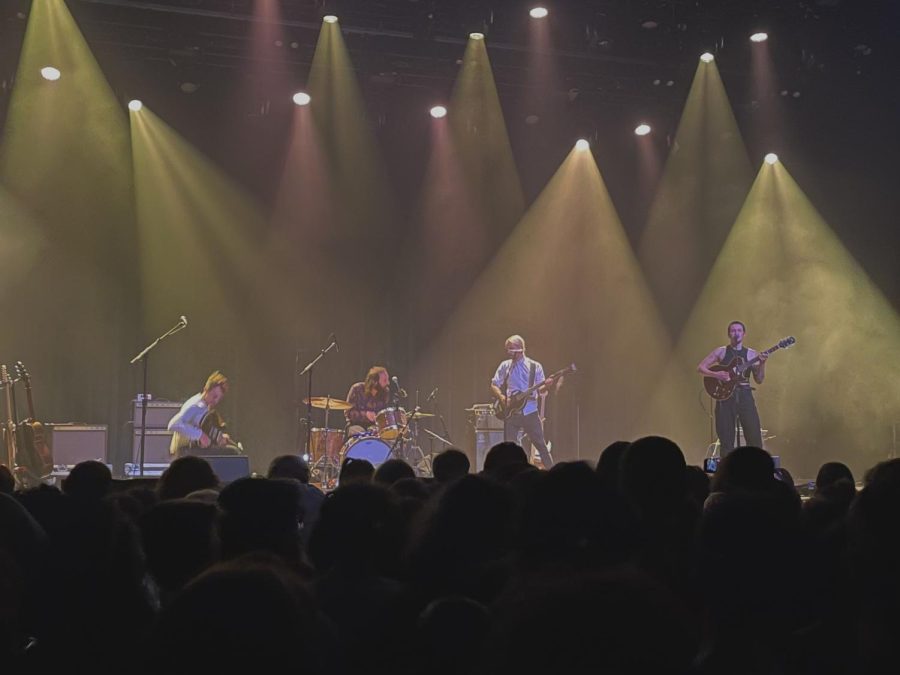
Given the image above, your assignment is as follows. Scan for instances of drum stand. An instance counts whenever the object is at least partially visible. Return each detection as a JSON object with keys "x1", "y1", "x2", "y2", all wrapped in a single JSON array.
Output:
[{"x1": 309, "y1": 399, "x2": 341, "y2": 489}]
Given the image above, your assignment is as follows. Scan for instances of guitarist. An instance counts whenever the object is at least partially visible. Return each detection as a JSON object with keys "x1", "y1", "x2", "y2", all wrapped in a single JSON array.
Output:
[
  {"x1": 167, "y1": 371, "x2": 237, "y2": 457},
  {"x1": 698, "y1": 321, "x2": 768, "y2": 456},
  {"x1": 490, "y1": 335, "x2": 556, "y2": 469}
]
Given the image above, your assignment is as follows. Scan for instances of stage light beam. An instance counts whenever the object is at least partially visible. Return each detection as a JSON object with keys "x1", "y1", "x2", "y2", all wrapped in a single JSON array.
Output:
[
  {"x1": 575, "y1": 139, "x2": 590, "y2": 151},
  {"x1": 529, "y1": 7, "x2": 549, "y2": 19},
  {"x1": 750, "y1": 32, "x2": 769, "y2": 43},
  {"x1": 429, "y1": 105, "x2": 447, "y2": 119},
  {"x1": 635, "y1": 124, "x2": 652, "y2": 136},
  {"x1": 128, "y1": 99, "x2": 143, "y2": 112},
  {"x1": 765, "y1": 153, "x2": 779, "y2": 165},
  {"x1": 323, "y1": 15, "x2": 338, "y2": 24},
  {"x1": 700, "y1": 52, "x2": 715, "y2": 63},
  {"x1": 292, "y1": 91, "x2": 311, "y2": 106},
  {"x1": 40, "y1": 66, "x2": 61, "y2": 81},
  {"x1": 469, "y1": 32, "x2": 485, "y2": 40}
]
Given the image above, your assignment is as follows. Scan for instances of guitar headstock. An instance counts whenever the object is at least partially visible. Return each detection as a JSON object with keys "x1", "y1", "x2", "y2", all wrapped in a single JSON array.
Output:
[
  {"x1": 0, "y1": 365, "x2": 9, "y2": 386},
  {"x1": 15, "y1": 361, "x2": 30, "y2": 384},
  {"x1": 778, "y1": 336, "x2": 796, "y2": 349}
]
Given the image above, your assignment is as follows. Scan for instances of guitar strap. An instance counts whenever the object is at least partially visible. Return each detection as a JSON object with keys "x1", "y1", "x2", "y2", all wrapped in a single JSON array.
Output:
[{"x1": 528, "y1": 362, "x2": 536, "y2": 397}]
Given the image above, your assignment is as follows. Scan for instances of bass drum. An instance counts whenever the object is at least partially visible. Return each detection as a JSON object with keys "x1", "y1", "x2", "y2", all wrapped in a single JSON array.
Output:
[{"x1": 342, "y1": 435, "x2": 392, "y2": 467}]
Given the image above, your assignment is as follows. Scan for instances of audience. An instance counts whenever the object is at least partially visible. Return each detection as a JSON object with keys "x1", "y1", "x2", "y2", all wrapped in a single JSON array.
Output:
[{"x1": 1, "y1": 438, "x2": 894, "y2": 675}]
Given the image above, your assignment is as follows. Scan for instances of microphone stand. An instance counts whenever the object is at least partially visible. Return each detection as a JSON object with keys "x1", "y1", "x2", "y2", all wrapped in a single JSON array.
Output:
[
  {"x1": 298, "y1": 335, "x2": 338, "y2": 469},
  {"x1": 129, "y1": 318, "x2": 187, "y2": 477}
]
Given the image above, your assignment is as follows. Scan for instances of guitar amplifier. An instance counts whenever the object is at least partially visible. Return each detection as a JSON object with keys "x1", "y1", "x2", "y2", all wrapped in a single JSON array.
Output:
[
  {"x1": 132, "y1": 399, "x2": 184, "y2": 430},
  {"x1": 47, "y1": 424, "x2": 108, "y2": 465},
  {"x1": 132, "y1": 430, "x2": 175, "y2": 465}
]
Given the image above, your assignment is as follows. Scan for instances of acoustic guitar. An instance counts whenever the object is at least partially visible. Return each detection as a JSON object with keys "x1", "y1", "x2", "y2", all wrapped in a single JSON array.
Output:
[{"x1": 15, "y1": 361, "x2": 54, "y2": 477}]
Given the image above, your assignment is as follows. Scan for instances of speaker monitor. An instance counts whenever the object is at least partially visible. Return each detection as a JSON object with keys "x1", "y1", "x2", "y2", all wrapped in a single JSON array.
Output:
[
  {"x1": 205, "y1": 455, "x2": 251, "y2": 484},
  {"x1": 48, "y1": 425, "x2": 108, "y2": 465}
]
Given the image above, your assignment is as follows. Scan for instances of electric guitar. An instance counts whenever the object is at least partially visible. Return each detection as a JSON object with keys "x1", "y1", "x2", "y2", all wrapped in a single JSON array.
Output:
[
  {"x1": 492, "y1": 363, "x2": 577, "y2": 420},
  {"x1": 15, "y1": 362, "x2": 54, "y2": 477},
  {"x1": 704, "y1": 336, "x2": 796, "y2": 401}
]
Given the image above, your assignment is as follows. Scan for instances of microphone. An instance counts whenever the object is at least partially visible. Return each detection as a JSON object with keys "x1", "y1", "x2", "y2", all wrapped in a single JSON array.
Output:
[
  {"x1": 330, "y1": 333, "x2": 339, "y2": 352},
  {"x1": 391, "y1": 376, "x2": 408, "y2": 398},
  {"x1": 426, "y1": 387, "x2": 438, "y2": 402},
  {"x1": 179, "y1": 315, "x2": 188, "y2": 327}
]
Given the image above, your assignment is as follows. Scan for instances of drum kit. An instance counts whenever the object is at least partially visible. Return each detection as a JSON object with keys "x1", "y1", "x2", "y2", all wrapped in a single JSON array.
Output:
[{"x1": 302, "y1": 395, "x2": 435, "y2": 486}]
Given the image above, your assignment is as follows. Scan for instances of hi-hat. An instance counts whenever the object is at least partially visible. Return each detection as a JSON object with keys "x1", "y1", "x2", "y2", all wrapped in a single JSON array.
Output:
[{"x1": 304, "y1": 396, "x2": 353, "y2": 410}]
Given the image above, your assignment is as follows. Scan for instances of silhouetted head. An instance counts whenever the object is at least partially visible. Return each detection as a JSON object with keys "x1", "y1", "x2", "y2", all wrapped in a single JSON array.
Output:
[
  {"x1": 432, "y1": 448, "x2": 471, "y2": 483},
  {"x1": 596, "y1": 440, "x2": 630, "y2": 491},
  {"x1": 483, "y1": 442, "x2": 528, "y2": 474},
  {"x1": 158, "y1": 456, "x2": 219, "y2": 501},
  {"x1": 339, "y1": 457, "x2": 375, "y2": 485},
  {"x1": 267, "y1": 455, "x2": 311, "y2": 484},
  {"x1": 62, "y1": 460, "x2": 112, "y2": 501},
  {"x1": 217, "y1": 478, "x2": 304, "y2": 564},
  {"x1": 374, "y1": 459, "x2": 415, "y2": 486},
  {"x1": 619, "y1": 436, "x2": 687, "y2": 516},
  {"x1": 816, "y1": 461, "x2": 854, "y2": 491}
]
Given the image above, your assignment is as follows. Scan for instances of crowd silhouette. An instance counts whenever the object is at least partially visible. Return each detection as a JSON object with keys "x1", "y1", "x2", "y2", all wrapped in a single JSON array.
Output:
[{"x1": 1, "y1": 437, "x2": 898, "y2": 674}]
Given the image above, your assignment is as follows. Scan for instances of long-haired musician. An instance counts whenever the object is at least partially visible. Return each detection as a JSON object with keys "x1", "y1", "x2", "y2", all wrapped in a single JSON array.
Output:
[
  {"x1": 168, "y1": 370, "x2": 235, "y2": 456},
  {"x1": 345, "y1": 366, "x2": 392, "y2": 433}
]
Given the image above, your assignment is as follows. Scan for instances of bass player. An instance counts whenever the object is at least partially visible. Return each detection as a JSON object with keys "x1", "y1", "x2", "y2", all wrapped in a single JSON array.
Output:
[{"x1": 490, "y1": 335, "x2": 556, "y2": 469}]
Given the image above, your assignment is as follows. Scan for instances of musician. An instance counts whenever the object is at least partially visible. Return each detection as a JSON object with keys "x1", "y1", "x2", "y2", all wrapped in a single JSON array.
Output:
[
  {"x1": 490, "y1": 335, "x2": 555, "y2": 469},
  {"x1": 698, "y1": 321, "x2": 768, "y2": 456},
  {"x1": 167, "y1": 370, "x2": 235, "y2": 456},
  {"x1": 345, "y1": 366, "x2": 392, "y2": 434}
]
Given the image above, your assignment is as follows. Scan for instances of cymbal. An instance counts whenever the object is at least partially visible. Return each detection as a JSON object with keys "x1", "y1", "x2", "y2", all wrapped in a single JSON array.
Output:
[
  {"x1": 304, "y1": 396, "x2": 353, "y2": 410},
  {"x1": 405, "y1": 410, "x2": 435, "y2": 418}
]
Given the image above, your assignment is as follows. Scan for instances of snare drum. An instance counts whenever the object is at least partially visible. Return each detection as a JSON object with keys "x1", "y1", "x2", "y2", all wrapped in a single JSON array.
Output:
[
  {"x1": 342, "y1": 434, "x2": 392, "y2": 467},
  {"x1": 309, "y1": 428, "x2": 344, "y2": 463},
  {"x1": 375, "y1": 407, "x2": 408, "y2": 440}
]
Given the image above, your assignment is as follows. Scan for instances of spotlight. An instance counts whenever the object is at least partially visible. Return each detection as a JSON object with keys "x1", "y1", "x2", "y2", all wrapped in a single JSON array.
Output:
[
  {"x1": 764, "y1": 153, "x2": 779, "y2": 165},
  {"x1": 128, "y1": 99, "x2": 143, "y2": 112},
  {"x1": 529, "y1": 7, "x2": 549, "y2": 19},
  {"x1": 634, "y1": 124, "x2": 651, "y2": 136},
  {"x1": 750, "y1": 32, "x2": 769, "y2": 43},
  {"x1": 292, "y1": 91, "x2": 312, "y2": 106},
  {"x1": 323, "y1": 15, "x2": 338, "y2": 24},
  {"x1": 469, "y1": 32, "x2": 485, "y2": 40},
  {"x1": 40, "y1": 66, "x2": 61, "y2": 81},
  {"x1": 575, "y1": 139, "x2": 590, "y2": 151},
  {"x1": 429, "y1": 105, "x2": 447, "y2": 119},
  {"x1": 700, "y1": 52, "x2": 714, "y2": 63}
]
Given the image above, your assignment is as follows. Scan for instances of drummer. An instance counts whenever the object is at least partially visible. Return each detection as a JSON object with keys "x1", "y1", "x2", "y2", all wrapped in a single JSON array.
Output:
[{"x1": 345, "y1": 366, "x2": 392, "y2": 436}]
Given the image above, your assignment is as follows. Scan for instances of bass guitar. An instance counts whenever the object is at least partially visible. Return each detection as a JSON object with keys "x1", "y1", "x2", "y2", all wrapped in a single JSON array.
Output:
[
  {"x1": 15, "y1": 362, "x2": 54, "y2": 478},
  {"x1": 492, "y1": 363, "x2": 577, "y2": 420},
  {"x1": 704, "y1": 336, "x2": 796, "y2": 401}
]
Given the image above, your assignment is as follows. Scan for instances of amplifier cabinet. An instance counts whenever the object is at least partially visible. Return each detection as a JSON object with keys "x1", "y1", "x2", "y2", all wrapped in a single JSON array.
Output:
[
  {"x1": 132, "y1": 430, "x2": 175, "y2": 465},
  {"x1": 132, "y1": 399, "x2": 184, "y2": 430},
  {"x1": 47, "y1": 424, "x2": 108, "y2": 466}
]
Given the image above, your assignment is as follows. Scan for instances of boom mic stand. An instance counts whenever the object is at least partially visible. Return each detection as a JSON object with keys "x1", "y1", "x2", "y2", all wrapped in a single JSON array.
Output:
[
  {"x1": 298, "y1": 334, "x2": 338, "y2": 468},
  {"x1": 130, "y1": 316, "x2": 188, "y2": 477}
]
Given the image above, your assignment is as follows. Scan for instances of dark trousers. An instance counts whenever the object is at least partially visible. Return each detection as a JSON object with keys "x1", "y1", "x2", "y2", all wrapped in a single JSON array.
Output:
[
  {"x1": 505, "y1": 411, "x2": 554, "y2": 468},
  {"x1": 715, "y1": 387, "x2": 763, "y2": 456}
]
